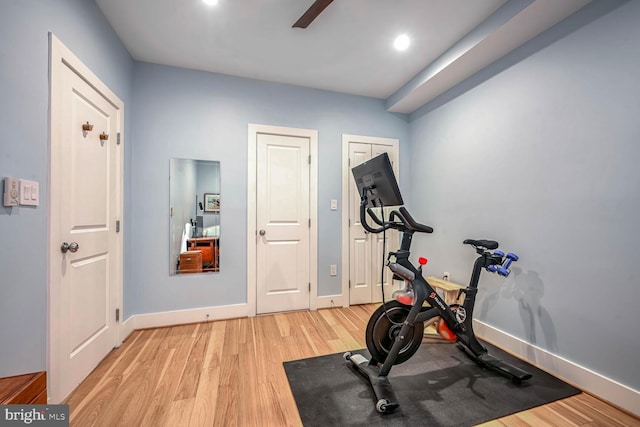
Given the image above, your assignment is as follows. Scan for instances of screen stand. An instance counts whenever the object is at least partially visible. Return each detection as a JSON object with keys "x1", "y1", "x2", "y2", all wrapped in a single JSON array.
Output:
[{"x1": 361, "y1": 185, "x2": 380, "y2": 207}]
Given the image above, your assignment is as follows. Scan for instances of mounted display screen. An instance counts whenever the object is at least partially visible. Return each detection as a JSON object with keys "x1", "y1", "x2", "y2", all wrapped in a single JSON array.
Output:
[{"x1": 351, "y1": 152, "x2": 404, "y2": 207}]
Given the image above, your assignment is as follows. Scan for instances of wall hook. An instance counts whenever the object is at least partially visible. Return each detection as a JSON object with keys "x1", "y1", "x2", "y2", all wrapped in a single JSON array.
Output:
[
  {"x1": 99, "y1": 132, "x2": 109, "y2": 146},
  {"x1": 82, "y1": 121, "x2": 94, "y2": 137}
]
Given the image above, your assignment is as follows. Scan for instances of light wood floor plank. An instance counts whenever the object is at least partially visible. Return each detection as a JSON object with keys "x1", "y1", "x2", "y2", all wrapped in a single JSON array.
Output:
[
  {"x1": 574, "y1": 393, "x2": 640, "y2": 426},
  {"x1": 115, "y1": 348, "x2": 174, "y2": 427},
  {"x1": 64, "y1": 333, "x2": 133, "y2": 413},
  {"x1": 174, "y1": 323, "x2": 211, "y2": 401},
  {"x1": 189, "y1": 366, "x2": 220, "y2": 426},
  {"x1": 550, "y1": 397, "x2": 594, "y2": 425},
  {"x1": 137, "y1": 348, "x2": 177, "y2": 427},
  {"x1": 93, "y1": 358, "x2": 151, "y2": 427},
  {"x1": 165, "y1": 398, "x2": 196, "y2": 427},
  {"x1": 66, "y1": 305, "x2": 640, "y2": 426},
  {"x1": 70, "y1": 375, "x2": 123, "y2": 427}
]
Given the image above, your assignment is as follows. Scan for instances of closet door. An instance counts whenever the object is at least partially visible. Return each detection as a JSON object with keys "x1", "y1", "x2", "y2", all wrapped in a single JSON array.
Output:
[{"x1": 348, "y1": 140, "x2": 399, "y2": 305}]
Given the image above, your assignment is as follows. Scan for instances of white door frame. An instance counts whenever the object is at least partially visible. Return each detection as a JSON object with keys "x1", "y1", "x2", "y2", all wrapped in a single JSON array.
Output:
[
  {"x1": 48, "y1": 33, "x2": 124, "y2": 402},
  {"x1": 247, "y1": 124, "x2": 318, "y2": 316},
  {"x1": 341, "y1": 134, "x2": 399, "y2": 306}
]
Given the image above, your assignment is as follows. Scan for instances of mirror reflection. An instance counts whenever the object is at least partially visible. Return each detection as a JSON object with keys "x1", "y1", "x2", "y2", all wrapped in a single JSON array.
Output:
[{"x1": 170, "y1": 158, "x2": 220, "y2": 275}]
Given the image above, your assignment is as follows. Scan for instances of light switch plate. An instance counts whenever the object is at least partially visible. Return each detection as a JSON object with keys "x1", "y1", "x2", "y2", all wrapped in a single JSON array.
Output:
[
  {"x1": 330, "y1": 264, "x2": 337, "y2": 276},
  {"x1": 3, "y1": 177, "x2": 19, "y2": 207},
  {"x1": 19, "y1": 179, "x2": 39, "y2": 206}
]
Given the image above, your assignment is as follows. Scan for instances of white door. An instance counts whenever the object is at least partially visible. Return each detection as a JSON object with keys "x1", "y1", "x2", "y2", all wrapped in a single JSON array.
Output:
[
  {"x1": 256, "y1": 132, "x2": 311, "y2": 314},
  {"x1": 49, "y1": 35, "x2": 122, "y2": 402},
  {"x1": 347, "y1": 139, "x2": 400, "y2": 305}
]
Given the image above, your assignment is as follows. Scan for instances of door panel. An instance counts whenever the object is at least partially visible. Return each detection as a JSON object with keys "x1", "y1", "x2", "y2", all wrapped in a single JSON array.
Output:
[
  {"x1": 348, "y1": 140, "x2": 400, "y2": 304},
  {"x1": 256, "y1": 133, "x2": 310, "y2": 314},
  {"x1": 351, "y1": 235, "x2": 370, "y2": 291},
  {"x1": 349, "y1": 143, "x2": 372, "y2": 304},
  {"x1": 349, "y1": 144, "x2": 371, "y2": 229},
  {"x1": 60, "y1": 68, "x2": 118, "y2": 395},
  {"x1": 69, "y1": 256, "x2": 108, "y2": 355},
  {"x1": 262, "y1": 241, "x2": 301, "y2": 293},
  {"x1": 371, "y1": 144, "x2": 399, "y2": 301}
]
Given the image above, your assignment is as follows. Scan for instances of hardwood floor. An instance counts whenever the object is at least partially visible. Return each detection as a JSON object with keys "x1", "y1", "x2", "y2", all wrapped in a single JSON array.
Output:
[{"x1": 65, "y1": 305, "x2": 639, "y2": 426}]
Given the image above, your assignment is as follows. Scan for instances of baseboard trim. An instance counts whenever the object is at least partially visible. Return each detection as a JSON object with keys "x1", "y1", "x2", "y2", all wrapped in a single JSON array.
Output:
[
  {"x1": 119, "y1": 298, "x2": 346, "y2": 340},
  {"x1": 473, "y1": 319, "x2": 640, "y2": 416},
  {"x1": 315, "y1": 294, "x2": 346, "y2": 309},
  {"x1": 121, "y1": 303, "x2": 250, "y2": 339}
]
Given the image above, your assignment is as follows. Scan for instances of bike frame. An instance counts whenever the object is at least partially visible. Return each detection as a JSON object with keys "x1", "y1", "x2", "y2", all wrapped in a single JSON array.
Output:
[
  {"x1": 360, "y1": 193, "x2": 511, "y2": 376},
  {"x1": 345, "y1": 187, "x2": 531, "y2": 414}
]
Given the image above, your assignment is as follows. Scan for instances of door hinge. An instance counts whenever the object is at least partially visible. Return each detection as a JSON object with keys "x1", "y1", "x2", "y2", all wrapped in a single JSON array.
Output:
[
  {"x1": 308, "y1": 218, "x2": 311, "y2": 228},
  {"x1": 115, "y1": 308, "x2": 120, "y2": 322},
  {"x1": 117, "y1": 132, "x2": 121, "y2": 145},
  {"x1": 309, "y1": 283, "x2": 311, "y2": 292},
  {"x1": 308, "y1": 155, "x2": 311, "y2": 165},
  {"x1": 349, "y1": 280, "x2": 351, "y2": 289},
  {"x1": 116, "y1": 220, "x2": 121, "y2": 233}
]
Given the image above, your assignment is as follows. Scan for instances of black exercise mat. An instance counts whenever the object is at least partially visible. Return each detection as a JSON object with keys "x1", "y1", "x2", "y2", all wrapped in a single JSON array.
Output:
[{"x1": 284, "y1": 340, "x2": 580, "y2": 426}]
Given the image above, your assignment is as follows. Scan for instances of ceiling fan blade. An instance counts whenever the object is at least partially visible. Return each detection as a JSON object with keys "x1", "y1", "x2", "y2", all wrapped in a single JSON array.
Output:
[{"x1": 293, "y1": 0, "x2": 334, "y2": 28}]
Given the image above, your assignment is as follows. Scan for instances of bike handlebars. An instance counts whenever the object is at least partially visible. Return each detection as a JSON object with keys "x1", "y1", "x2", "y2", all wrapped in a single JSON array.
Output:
[
  {"x1": 360, "y1": 197, "x2": 433, "y2": 235},
  {"x1": 359, "y1": 194, "x2": 519, "y2": 278},
  {"x1": 397, "y1": 207, "x2": 433, "y2": 234},
  {"x1": 359, "y1": 205, "x2": 394, "y2": 233}
]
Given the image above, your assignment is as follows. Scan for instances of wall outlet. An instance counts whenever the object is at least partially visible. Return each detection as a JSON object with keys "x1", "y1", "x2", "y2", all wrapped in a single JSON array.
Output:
[
  {"x1": 443, "y1": 272, "x2": 450, "y2": 281},
  {"x1": 3, "y1": 177, "x2": 19, "y2": 207}
]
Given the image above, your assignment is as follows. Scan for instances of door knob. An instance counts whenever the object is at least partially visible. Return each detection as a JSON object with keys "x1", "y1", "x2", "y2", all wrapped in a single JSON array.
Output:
[
  {"x1": 259, "y1": 229, "x2": 266, "y2": 236},
  {"x1": 61, "y1": 242, "x2": 80, "y2": 253}
]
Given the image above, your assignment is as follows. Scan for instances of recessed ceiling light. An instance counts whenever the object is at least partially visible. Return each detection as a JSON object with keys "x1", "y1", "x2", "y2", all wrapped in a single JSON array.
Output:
[
  {"x1": 203, "y1": 0, "x2": 218, "y2": 6},
  {"x1": 394, "y1": 34, "x2": 410, "y2": 51}
]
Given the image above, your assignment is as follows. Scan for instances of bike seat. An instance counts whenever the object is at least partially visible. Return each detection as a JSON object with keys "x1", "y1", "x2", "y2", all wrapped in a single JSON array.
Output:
[{"x1": 463, "y1": 239, "x2": 499, "y2": 250}]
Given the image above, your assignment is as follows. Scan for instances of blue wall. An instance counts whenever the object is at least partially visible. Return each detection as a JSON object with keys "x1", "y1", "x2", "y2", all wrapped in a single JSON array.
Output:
[
  {"x1": 0, "y1": 0, "x2": 133, "y2": 377},
  {"x1": 408, "y1": 0, "x2": 640, "y2": 390},
  {"x1": 129, "y1": 62, "x2": 410, "y2": 315}
]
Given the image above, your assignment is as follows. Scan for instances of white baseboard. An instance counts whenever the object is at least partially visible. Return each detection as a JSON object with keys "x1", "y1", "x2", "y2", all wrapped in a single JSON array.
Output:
[
  {"x1": 118, "y1": 296, "x2": 344, "y2": 340},
  {"x1": 119, "y1": 296, "x2": 346, "y2": 340},
  {"x1": 473, "y1": 319, "x2": 640, "y2": 417},
  {"x1": 120, "y1": 303, "x2": 250, "y2": 340},
  {"x1": 315, "y1": 294, "x2": 346, "y2": 309}
]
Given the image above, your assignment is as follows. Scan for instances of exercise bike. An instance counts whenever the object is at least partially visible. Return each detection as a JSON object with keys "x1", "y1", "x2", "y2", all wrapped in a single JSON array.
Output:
[{"x1": 344, "y1": 154, "x2": 531, "y2": 414}]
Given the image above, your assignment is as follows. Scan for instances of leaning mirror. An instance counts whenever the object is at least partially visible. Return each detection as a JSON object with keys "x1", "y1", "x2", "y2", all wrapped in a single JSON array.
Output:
[{"x1": 170, "y1": 158, "x2": 221, "y2": 275}]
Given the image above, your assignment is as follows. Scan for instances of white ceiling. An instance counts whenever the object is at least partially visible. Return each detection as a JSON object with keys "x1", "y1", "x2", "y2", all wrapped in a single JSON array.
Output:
[{"x1": 96, "y1": 0, "x2": 591, "y2": 114}]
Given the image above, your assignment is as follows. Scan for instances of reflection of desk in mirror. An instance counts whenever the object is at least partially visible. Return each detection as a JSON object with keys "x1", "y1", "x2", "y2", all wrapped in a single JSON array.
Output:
[
  {"x1": 179, "y1": 251, "x2": 202, "y2": 274},
  {"x1": 187, "y1": 237, "x2": 219, "y2": 272}
]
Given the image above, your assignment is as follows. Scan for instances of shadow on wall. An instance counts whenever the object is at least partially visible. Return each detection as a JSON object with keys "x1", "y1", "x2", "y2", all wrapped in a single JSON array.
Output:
[{"x1": 478, "y1": 268, "x2": 557, "y2": 352}]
